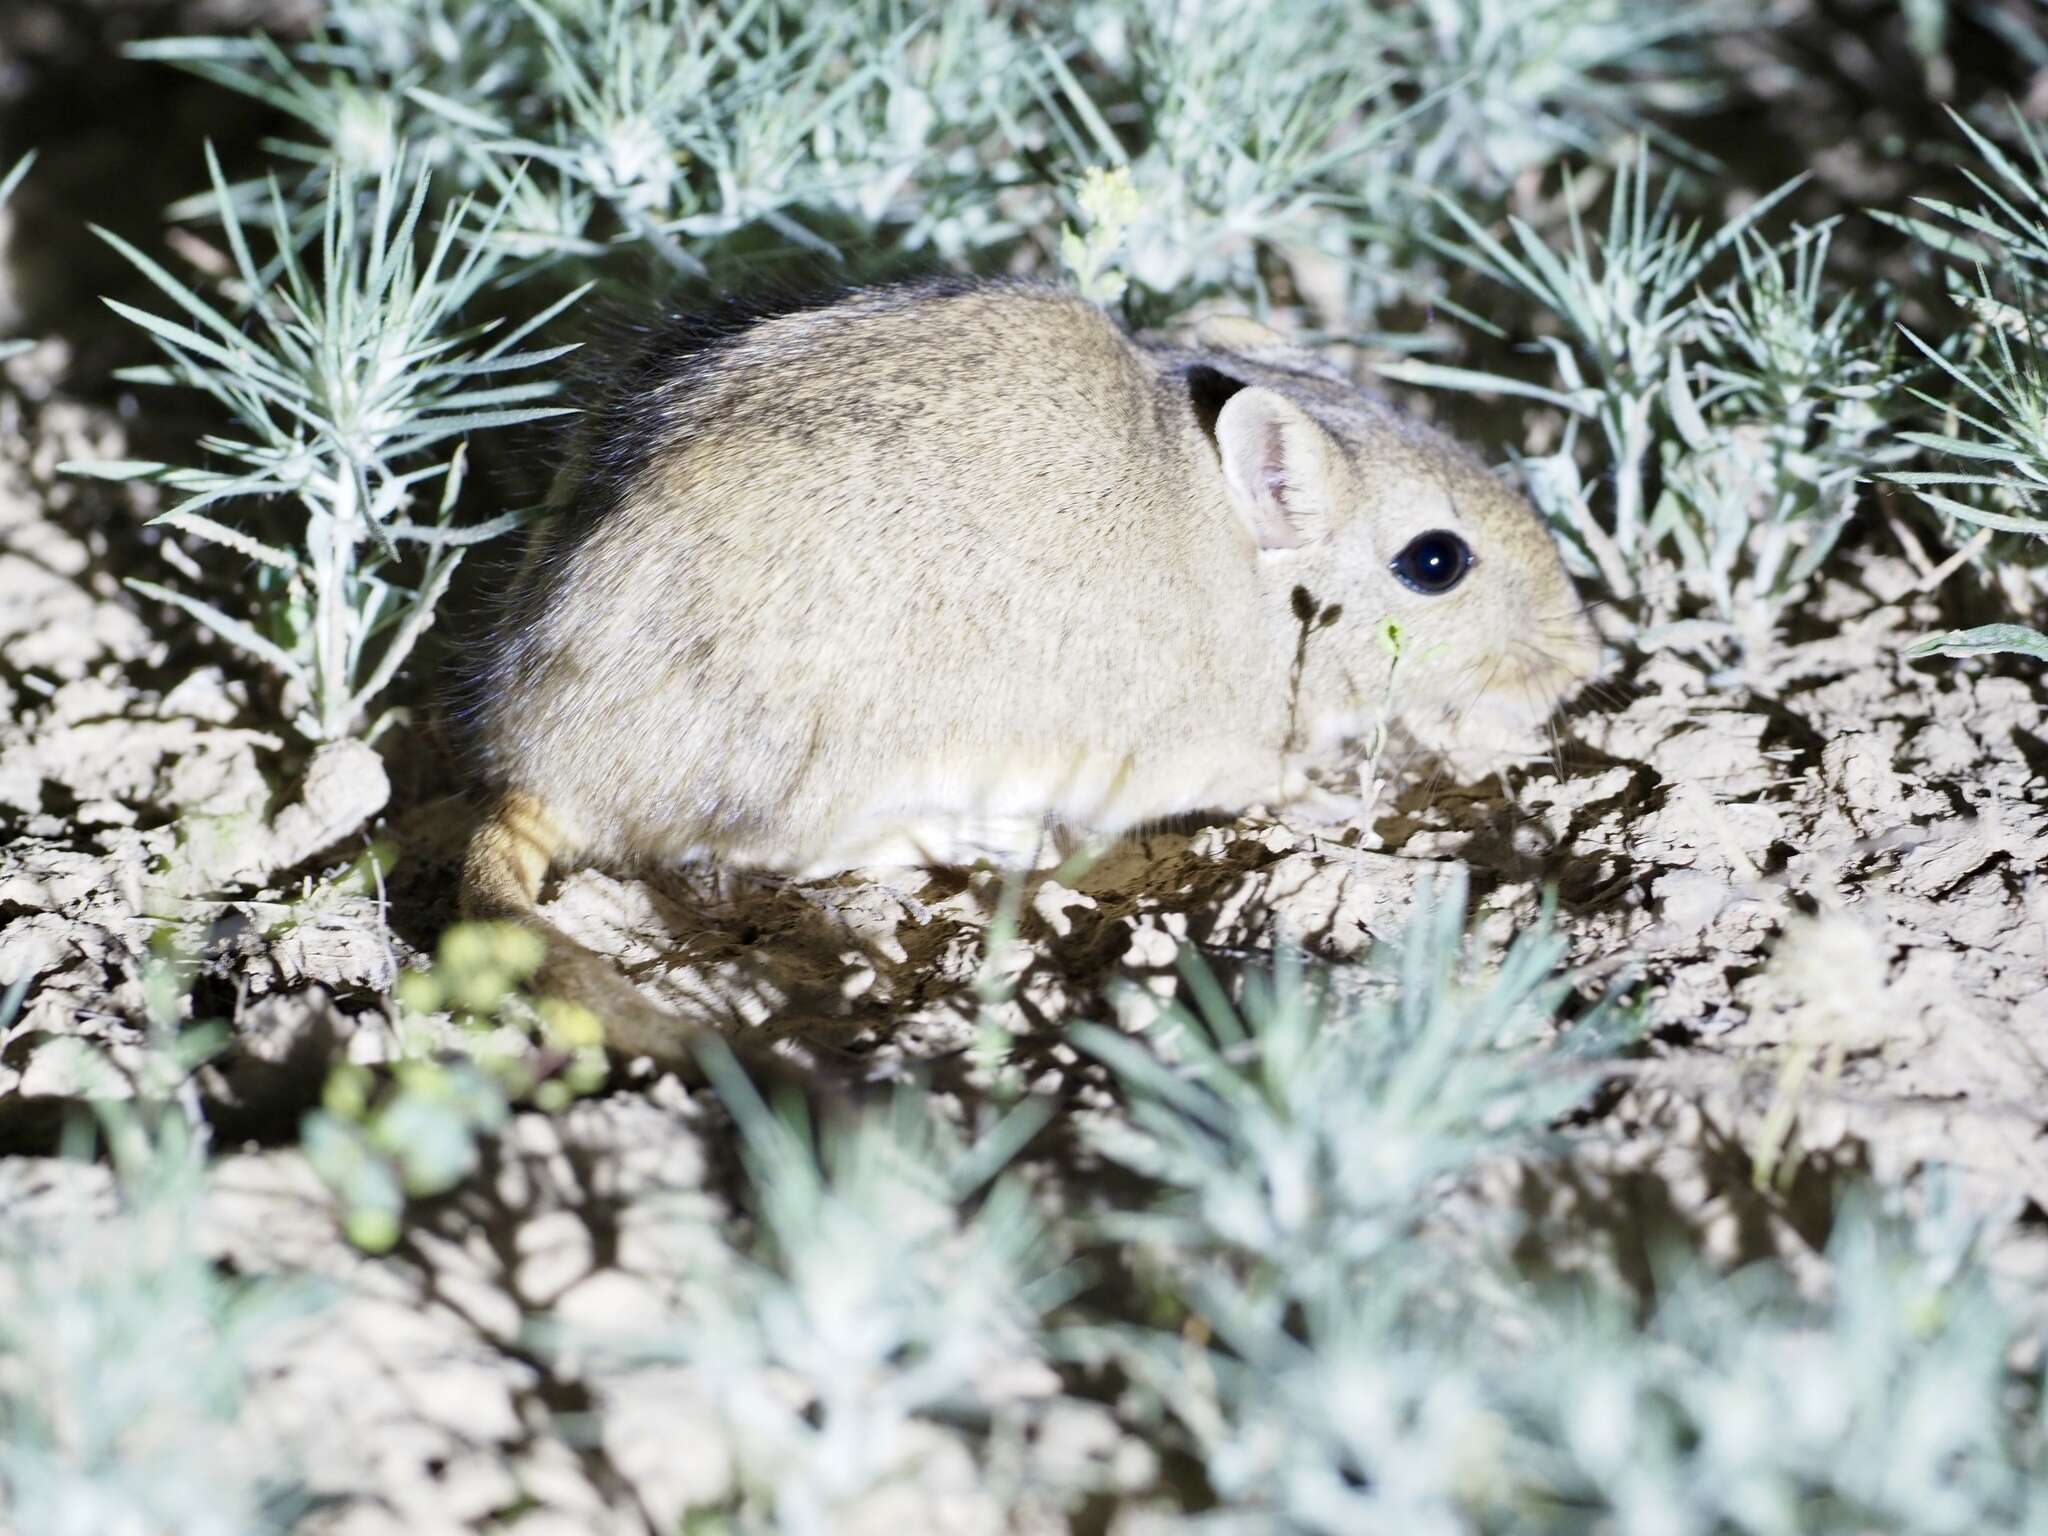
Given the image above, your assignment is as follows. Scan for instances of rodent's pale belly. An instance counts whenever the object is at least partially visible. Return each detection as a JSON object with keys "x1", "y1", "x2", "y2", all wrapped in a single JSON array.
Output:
[{"x1": 739, "y1": 743, "x2": 1294, "y2": 876}]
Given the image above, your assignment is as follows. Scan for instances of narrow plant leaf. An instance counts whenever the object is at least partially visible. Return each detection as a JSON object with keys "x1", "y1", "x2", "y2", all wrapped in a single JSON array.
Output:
[
  {"x1": 58, "y1": 458, "x2": 167, "y2": 481},
  {"x1": 386, "y1": 507, "x2": 535, "y2": 546},
  {"x1": 1904, "y1": 624, "x2": 2048, "y2": 661},
  {"x1": 1903, "y1": 488, "x2": 2048, "y2": 535},
  {"x1": 90, "y1": 224, "x2": 249, "y2": 349},
  {"x1": 0, "y1": 148, "x2": 34, "y2": 210},
  {"x1": 1374, "y1": 359, "x2": 1595, "y2": 414},
  {"x1": 404, "y1": 85, "x2": 514, "y2": 136},
  {"x1": 348, "y1": 552, "x2": 462, "y2": 712},
  {"x1": 147, "y1": 509, "x2": 298, "y2": 570},
  {"x1": 126, "y1": 577, "x2": 307, "y2": 684}
]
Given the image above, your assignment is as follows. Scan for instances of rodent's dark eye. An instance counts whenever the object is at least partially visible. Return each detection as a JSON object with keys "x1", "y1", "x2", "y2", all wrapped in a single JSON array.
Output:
[{"x1": 1390, "y1": 530, "x2": 1473, "y2": 596}]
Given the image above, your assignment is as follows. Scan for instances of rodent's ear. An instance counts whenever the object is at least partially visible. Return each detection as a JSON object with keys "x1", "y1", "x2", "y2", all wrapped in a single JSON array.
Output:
[
  {"x1": 1213, "y1": 386, "x2": 1334, "y2": 553},
  {"x1": 1194, "y1": 314, "x2": 1286, "y2": 352}
]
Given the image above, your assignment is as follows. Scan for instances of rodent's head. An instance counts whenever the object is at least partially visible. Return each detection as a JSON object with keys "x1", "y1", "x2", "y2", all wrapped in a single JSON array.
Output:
[{"x1": 1188, "y1": 321, "x2": 1599, "y2": 761}]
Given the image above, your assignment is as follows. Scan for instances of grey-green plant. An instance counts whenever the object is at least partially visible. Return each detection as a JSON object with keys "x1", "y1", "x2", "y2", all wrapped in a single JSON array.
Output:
[
  {"x1": 1496, "y1": 1195, "x2": 2030, "y2": 1535},
  {"x1": 0, "y1": 1098, "x2": 319, "y2": 1535},
  {"x1": 1878, "y1": 106, "x2": 2048, "y2": 663},
  {"x1": 132, "y1": 32, "x2": 406, "y2": 191},
  {"x1": 1041, "y1": 3, "x2": 1410, "y2": 311},
  {"x1": 133, "y1": 0, "x2": 1737, "y2": 327},
  {"x1": 146, "y1": 0, "x2": 1046, "y2": 281},
  {"x1": 1072, "y1": 871, "x2": 1633, "y2": 1305},
  {"x1": 66, "y1": 149, "x2": 582, "y2": 741},
  {"x1": 435, "y1": 0, "x2": 731, "y2": 274},
  {"x1": 1040, "y1": 0, "x2": 1735, "y2": 322},
  {"x1": 1653, "y1": 222, "x2": 1904, "y2": 653},
  {"x1": 1069, "y1": 890, "x2": 2048, "y2": 1533},
  {"x1": 568, "y1": 1061, "x2": 1074, "y2": 1533},
  {"x1": 1378, "y1": 0, "x2": 1730, "y2": 192},
  {"x1": 1108, "y1": 1190, "x2": 2039, "y2": 1535},
  {"x1": 131, "y1": 4, "x2": 532, "y2": 201},
  {"x1": 1384, "y1": 152, "x2": 1785, "y2": 591}
]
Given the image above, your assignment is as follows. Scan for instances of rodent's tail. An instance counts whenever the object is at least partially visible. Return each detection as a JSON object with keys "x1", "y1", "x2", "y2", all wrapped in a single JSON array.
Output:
[{"x1": 460, "y1": 792, "x2": 717, "y2": 1072}]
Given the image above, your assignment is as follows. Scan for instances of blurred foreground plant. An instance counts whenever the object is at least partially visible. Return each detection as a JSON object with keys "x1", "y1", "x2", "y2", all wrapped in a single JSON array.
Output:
[
  {"x1": 67, "y1": 150, "x2": 582, "y2": 741},
  {"x1": 0, "y1": 1058, "x2": 318, "y2": 1535},
  {"x1": 303, "y1": 920, "x2": 605, "y2": 1251},
  {"x1": 1074, "y1": 871, "x2": 1633, "y2": 1302},
  {"x1": 567, "y1": 1060, "x2": 1075, "y2": 1533},
  {"x1": 1111, "y1": 1191, "x2": 2034, "y2": 1535},
  {"x1": 1070, "y1": 883, "x2": 2043, "y2": 1533}
]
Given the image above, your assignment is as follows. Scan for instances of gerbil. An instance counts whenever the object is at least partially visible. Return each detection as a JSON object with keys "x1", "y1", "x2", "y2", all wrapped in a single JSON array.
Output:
[{"x1": 457, "y1": 279, "x2": 1598, "y2": 1063}]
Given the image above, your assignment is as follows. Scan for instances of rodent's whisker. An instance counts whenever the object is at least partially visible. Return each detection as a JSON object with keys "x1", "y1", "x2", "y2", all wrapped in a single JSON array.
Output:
[
  {"x1": 1538, "y1": 597, "x2": 1611, "y2": 625},
  {"x1": 1432, "y1": 651, "x2": 1509, "y2": 777},
  {"x1": 1523, "y1": 673, "x2": 1567, "y2": 783},
  {"x1": 1570, "y1": 674, "x2": 1641, "y2": 711}
]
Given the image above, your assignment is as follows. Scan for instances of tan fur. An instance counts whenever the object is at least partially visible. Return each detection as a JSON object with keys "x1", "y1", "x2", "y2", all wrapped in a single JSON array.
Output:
[{"x1": 460, "y1": 282, "x2": 1600, "y2": 1057}]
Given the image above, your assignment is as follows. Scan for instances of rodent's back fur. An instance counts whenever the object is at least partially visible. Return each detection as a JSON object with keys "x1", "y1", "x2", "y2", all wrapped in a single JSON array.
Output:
[{"x1": 458, "y1": 279, "x2": 1599, "y2": 1061}]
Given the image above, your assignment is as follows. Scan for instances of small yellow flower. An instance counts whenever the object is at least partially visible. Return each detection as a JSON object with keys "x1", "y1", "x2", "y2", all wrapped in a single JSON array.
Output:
[
  {"x1": 395, "y1": 969, "x2": 442, "y2": 1016},
  {"x1": 440, "y1": 923, "x2": 492, "y2": 973},
  {"x1": 539, "y1": 997, "x2": 606, "y2": 1052},
  {"x1": 454, "y1": 966, "x2": 511, "y2": 1017},
  {"x1": 1076, "y1": 164, "x2": 1141, "y2": 230},
  {"x1": 493, "y1": 923, "x2": 546, "y2": 978},
  {"x1": 323, "y1": 1062, "x2": 372, "y2": 1120},
  {"x1": 1062, "y1": 164, "x2": 1139, "y2": 305}
]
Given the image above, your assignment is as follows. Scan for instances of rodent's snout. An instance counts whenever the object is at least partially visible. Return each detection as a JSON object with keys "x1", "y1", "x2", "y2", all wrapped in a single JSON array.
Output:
[
  {"x1": 1389, "y1": 548, "x2": 1603, "y2": 760},
  {"x1": 1511, "y1": 615, "x2": 1603, "y2": 707},
  {"x1": 1502, "y1": 562, "x2": 1604, "y2": 710},
  {"x1": 1402, "y1": 616, "x2": 1601, "y2": 762}
]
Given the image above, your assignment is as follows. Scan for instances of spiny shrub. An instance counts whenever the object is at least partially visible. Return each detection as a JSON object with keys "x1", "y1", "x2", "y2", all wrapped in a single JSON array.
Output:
[
  {"x1": 561, "y1": 1062, "x2": 1076, "y2": 1531},
  {"x1": 68, "y1": 152, "x2": 579, "y2": 742},
  {"x1": 1068, "y1": 879, "x2": 2045, "y2": 1532},
  {"x1": 1383, "y1": 152, "x2": 1906, "y2": 657},
  {"x1": 0, "y1": 1108, "x2": 319, "y2": 1535},
  {"x1": 1880, "y1": 106, "x2": 2048, "y2": 663}
]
